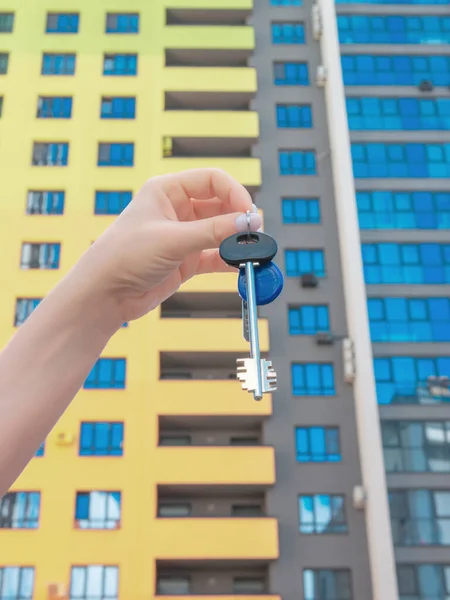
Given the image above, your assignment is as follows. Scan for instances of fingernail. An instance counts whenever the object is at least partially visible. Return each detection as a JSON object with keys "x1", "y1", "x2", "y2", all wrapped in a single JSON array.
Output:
[
  {"x1": 236, "y1": 212, "x2": 263, "y2": 232},
  {"x1": 251, "y1": 203, "x2": 258, "y2": 214}
]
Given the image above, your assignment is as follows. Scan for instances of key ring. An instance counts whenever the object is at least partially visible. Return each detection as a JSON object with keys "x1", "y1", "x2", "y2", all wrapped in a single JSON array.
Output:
[{"x1": 246, "y1": 209, "x2": 251, "y2": 242}]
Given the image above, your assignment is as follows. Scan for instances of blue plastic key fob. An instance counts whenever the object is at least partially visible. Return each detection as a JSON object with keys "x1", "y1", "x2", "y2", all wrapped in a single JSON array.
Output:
[{"x1": 238, "y1": 261, "x2": 284, "y2": 306}]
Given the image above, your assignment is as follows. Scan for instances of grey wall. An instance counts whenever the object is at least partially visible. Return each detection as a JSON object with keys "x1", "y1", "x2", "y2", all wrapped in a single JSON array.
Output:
[{"x1": 249, "y1": 3, "x2": 372, "y2": 599}]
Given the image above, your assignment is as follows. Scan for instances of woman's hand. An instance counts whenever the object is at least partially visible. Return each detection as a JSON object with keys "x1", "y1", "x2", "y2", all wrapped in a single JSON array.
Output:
[{"x1": 73, "y1": 168, "x2": 262, "y2": 324}]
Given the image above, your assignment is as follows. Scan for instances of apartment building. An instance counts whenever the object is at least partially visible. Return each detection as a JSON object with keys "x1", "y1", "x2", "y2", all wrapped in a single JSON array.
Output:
[{"x1": 0, "y1": 0, "x2": 449, "y2": 599}]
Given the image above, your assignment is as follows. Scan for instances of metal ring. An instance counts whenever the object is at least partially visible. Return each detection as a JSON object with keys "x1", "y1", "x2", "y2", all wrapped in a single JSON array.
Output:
[{"x1": 246, "y1": 209, "x2": 251, "y2": 240}]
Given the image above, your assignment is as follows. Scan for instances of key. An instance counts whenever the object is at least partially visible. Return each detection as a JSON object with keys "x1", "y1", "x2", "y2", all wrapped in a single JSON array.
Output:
[{"x1": 219, "y1": 213, "x2": 280, "y2": 401}]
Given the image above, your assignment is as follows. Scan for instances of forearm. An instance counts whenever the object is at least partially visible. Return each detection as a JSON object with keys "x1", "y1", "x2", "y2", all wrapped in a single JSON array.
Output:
[{"x1": 0, "y1": 268, "x2": 121, "y2": 495}]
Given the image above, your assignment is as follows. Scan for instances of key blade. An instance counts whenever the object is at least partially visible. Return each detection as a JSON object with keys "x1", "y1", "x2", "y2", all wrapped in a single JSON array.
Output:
[{"x1": 242, "y1": 302, "x2": 250, "y2": 342}]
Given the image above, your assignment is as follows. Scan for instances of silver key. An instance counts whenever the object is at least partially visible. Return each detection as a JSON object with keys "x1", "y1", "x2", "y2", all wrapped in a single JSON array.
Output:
[{"x1": 236, "y1": 212, "x2": 277, "y2": 400}]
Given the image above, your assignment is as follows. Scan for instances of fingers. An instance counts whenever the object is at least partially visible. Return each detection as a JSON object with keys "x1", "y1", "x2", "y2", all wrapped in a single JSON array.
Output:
[
  {"x1": 195, "y1": 249, "x2": 237, "y2": 276},
  {"x1": 158, "y1": 168, "x2": 253, "y2": 217}
]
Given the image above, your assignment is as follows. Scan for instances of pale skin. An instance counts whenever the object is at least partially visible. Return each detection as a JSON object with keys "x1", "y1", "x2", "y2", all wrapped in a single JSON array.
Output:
[{"x1": 0, "y1": 168, "x2": 262, "y2": 496}]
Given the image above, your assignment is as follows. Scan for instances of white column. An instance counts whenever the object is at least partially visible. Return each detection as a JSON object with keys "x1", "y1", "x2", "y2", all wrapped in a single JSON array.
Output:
[{"x1": 316, "y1": 1, "x2": 399, "y2": 599}]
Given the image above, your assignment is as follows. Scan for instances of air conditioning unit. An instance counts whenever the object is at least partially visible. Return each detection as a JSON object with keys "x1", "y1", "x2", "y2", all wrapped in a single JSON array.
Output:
[
  {"x1": 353, "y1": 485, "x2": 366, "y2": 510},
  {"x1": 342, "y1": 338, "x2": 356, "y2": 383},
  {"x1": 311, "y1": 4, "x2": 322, "y2": 40},
  {"x1": 315, "y1": 332, "x2": 335, "y2": 345},
  {"x1": 48, "y1": 583, "x2": 68, "y2": 600},
  {"x1": 419, "y1": 79, "x2": 433, "y2": 92},
  {"x1": 316, "y1": 65, "x2": 327, "y2": 86},
  {"x1": 55, "y1": 432, "x2": 75, "y2": 446},
  {"x1": 301, "y1": 273, "x2": 318, "y2": 288}
]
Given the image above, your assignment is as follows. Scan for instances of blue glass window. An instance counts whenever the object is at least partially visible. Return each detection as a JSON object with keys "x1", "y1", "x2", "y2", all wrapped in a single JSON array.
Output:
[
  {"x1": 84, "y1": 358, "x2": 126, "y2": 389},
  {"x1": 0, "y1": 13, "x2": 14, "y2": 33},
  {"x1": 299, "y1": 494, "x2": 347, "y2": 533},
  {"x1": 285, "y1": 249, "x2": 326, "y2": 277},
  {"x1": 303, "y1": 570, "x2": 352, "y2": 600},
  {"x1": 342, "y1": 55, "x2": 450, "y2": 86},
  {"x1": 98, "y1": 143, "x2": 134, "y2": 167},
  {"x1": 46, "y1": 13, "x2": 79, "y2": 33},
  {"x1": 295, "y1": 427, "x2": 341, "y2": 461},
  {"x1": 35, "y1": 442, "x2": 45, "y2": 457},
  {"x1": 271, "y1": 0, "x2": 302, "y2": 4},
  {"x1": 103, "y1": 54, "x2": 137, "y2": 75},
  {"x1": 106, "y1": 13, "x2": 139, "y2": 33},
  {"x1": 0, "y1": 568, "x2": 34, "y2": 599},
  {"x1": 27, "y1": 190, "x2": 65, "y2": 215},
  {"x1": 0, "y1": 53, "x2": 8, "y2": 75},
  {"x1": 292, "y1": 363, "x2": 335, "y2": 395},
  {"x1": 75, "y1": 491, "x2": 121, "y2": 529},
  {"x1": 274, "y1": 62, "x2": 309, "y2": 85},
  {"x1": 20, "y1": 243, "x2": 61, "y2": 270},
  {"x1": 347, "y1": 98, "x2": 450, "y2": 131},
  {"x1": 374, "y1": 356, "x2": 450, "y2": 405},
  {"x1": 362, "y1": 242, "x2": 450, "y2": 284},
  {"x1": 397, "y1": 565, "x2": 450, "y2": 600},
  {"x1": 282, "y1": 198, "x2": 320, "y2": 224},
  {"x1": 15, "y1": 298, "x2": 41, "y2": 326},
  {"x1": 37, "y1": 97, "x2": 72, "y2": 118},
  {"x1": 352, "y1": 143, "x2": 450, "y2": 179},
  {"x1": 358, "y1": 191, "x2": 450, "y2": 229},
  {"x1": 41, "y1": 53, "x2": 75, "y2": 75},
  {"x1": 0, "y1": 492, "x2": 40, "y2": 529},
  {"x1": 279, "y1": 150, "x2": 316, "y2": 175},
  {"x1": 101, "y1": 97, "x2": 136, "y2": 119},
  {"x1": 277, "y1": 104, "x2": 312, "y2": 128},
  {"x1": 272, "y1": 22, "x2": 305, "y2": 44},
  {"x1": 32, "y1": 142, "x2": 69, "y2": 166},
  {"x1": 289, "y1": 305, "x2": 330, "y2": 335},
  {"x1": 338, "y1": 16, "x2": 450, "y2": 45},
  {"x1": 95, "y1": 191, "x2": 132, "y2": 215},
  {"x1": 70, "y1": 566, "x2": 119, "y2": 600},
  {"x1": 368, "y1": 297, "x2": 450, "y2": 342},
  {"x1": 79, "y1": 422, "x2": 124, "y2": 456}
]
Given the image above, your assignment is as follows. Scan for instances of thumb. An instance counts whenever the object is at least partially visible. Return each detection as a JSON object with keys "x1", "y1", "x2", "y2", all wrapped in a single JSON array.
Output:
[{"x1": 174, "y1": 211, "x2": 263, "y2": 256}]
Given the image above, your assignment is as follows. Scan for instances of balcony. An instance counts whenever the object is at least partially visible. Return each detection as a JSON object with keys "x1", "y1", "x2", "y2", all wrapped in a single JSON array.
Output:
[
  {"x1": 159, "y1": 157, "x2": 261, "y2": 189},
  {"x1": 161, "y1": 111, "x2": 258, "y2": 141},
  {"x1": 153, "y1": 518, "x2": 279, "y2": 560},
  {"x1": 161, "y1": 292, "x2": 241, "y2": 319},
  {"x1": 165, "y1": 91, "x2": 253, "y2": 111},
  {"x1": 166, "y1": 8, "x2": 251, "y2": 26},
  {"x1": 153, "y1": 446, "x2": 275, "y2": 487},
  {"x1": 162, "y1": 67, "x2": 257, "y2": 94}
]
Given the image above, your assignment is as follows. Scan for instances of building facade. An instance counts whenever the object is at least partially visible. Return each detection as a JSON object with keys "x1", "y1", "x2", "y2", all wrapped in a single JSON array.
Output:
[{"x1": 0, "y1": 0, "x2": 449, "y2": 599}]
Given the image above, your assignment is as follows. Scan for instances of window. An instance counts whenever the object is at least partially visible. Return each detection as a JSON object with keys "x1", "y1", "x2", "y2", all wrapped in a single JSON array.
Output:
[
  {"x1": 285, "y1": 249, "x2": 326, "y2": 277},
  {"x1": 299, "y1": 494, "x2": 347, "y2": 534},
  {"x1": 157, "y1": 503, "x2": 191, "y2": 517},
  {"x1": 342, "y1": 54, "x2": 450, "y2": 86},
  {"x1": 374, "y1": 356, "x2": 450, "y2": 405},
  {"x1": 41, "y1": 53, "x2": 76, "y2": 75},
  {"x1": 75, "y1": 492, "x2": 121, "y2": 529},
  {"x1": 389, "y1": 489, "x2": 450, "y2": 546},
  {"x1": 397, "y1": 564, "x2": 450, "y2": 600},
  {"x1": 338, "y1": 16, "x2": 450, "y2": 45},
  {"x1": 20, "y1": 243, "x2": 60, "y2": 270},
  {"x1": 157, "y1": 577, "x2": 190, "y2": 595},
  {"x1": 37, "y1": 96, "x2": 72, "y2": 119},
  {"x1": 98, "y1": 143, "x2": 134, "y2": 167},
  {"x1": 368, "y1": 297, "x2": 450, "y2": 342},
  {"x1": 231, "y1": 504, "x2": 263, "y2": 517},
  {"x1": 277, "y1": 104, "x2": 312, "y2": 128},
  {"x1": 0, "y1": 13, "x2": 14, "y2": 33},
  {"x1": 362, "y1": 243, "x2": 450, "y2": 284},
  {"x1": 70, "y1": 566, "x2": 118, "y2": 600},
  {"x1": 15, "y1": 299, "x2": 41, "y2": 326},
  {"x1": 84, "y1": 358, "x2": 126, "y2": 389},
  {"x1": 271, "y1": 0, "x2": 302, "y2": 4},
  {"x1": 233, "y1": 578, "x2": 265, "y2": 594},
  {"x1": 0, "y1": 97, "x2": 3, "y2": 116},
  {"x1": 95, "y1": 191, "x2": 132, "y2": 215},
  {"x1": 103, "y1": 54, "x2": 137, "y2": 75},
  {"x1": 0, "y1": 492, "x2": 40, "y2": 529},
  {"x1": 159, "y1": 435, "x2": 191, "y2": 446},
  {"x1": 272, "y1": 22, "x2": 305, "y2": 44},
  {"x1": 357, "y1": 191, "x2": 450, "y2": 229},
  {"x1": 46, "y1": 13, "x2": 79, "y2": 33},
  {"x1": 274, "y1": 62, "x2": 309, "y2": 85},
  {"x1": 352, "y1": 143, "x2": 450, "y2": 179},
  {"x1": 0, "y1": 53, "x2": 8, "y2": 74},
  {"x1": 35, "y1": 442, "x2": 45, "y2": 457},
  {"x1": 79, "y1": 422, "x2": 124, "y2": 457},
  {"x1": 292, "y1": 364, "x2": 335, "y2": 396},
  {"x1": 282, "y1": 198, "x2": 320, "y2": 224},
  {"x1": 32, "y1": 142, "x2": 69, "y2": 166},
  {"x1": 0, "y1": 568, "x2": 34, "y2": 599},
  {"x1": 279, "y1": 150, "x2": 316, "y2": 175},
  {"x1": 27, "y1": 191, "x2": 65, "y2": 215},
  {"x1": 382, "y1": 420, "x2": 450, "y2": 473},
  {"x1": 106, "y1": 13, "x2": 139, "y2": 33},
  {"x1": 296, "y1": 427, "x2": 341, "y2": 462},
  {"x1": 347, "y1": 98, "x2": 450, "y2": 131},
  {"x1": 289, "y1": 305, "x2": 330, "y2": 335},
  {"x1": 303, "y1": 569, "x2": 352, "y2": 600},
  {"x1": 101, "y1": 97, "x2": 135, "y2": 119}
]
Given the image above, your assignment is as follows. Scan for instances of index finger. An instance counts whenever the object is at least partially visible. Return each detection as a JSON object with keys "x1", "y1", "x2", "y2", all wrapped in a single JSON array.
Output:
[{"x1": 157, "y1": 168, "x2": 253, "y2": 216}]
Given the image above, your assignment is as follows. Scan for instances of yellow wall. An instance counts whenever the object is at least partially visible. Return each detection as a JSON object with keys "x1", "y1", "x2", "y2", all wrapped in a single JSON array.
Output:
[{"x1": 0, "y1": 0, "x2": 276, "y2": 598}]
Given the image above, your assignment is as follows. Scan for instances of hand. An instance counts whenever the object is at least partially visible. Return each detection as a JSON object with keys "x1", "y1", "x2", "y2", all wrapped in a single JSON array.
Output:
[{"x1": 73, "y1": 168, "x2": 262, "y2": 324}]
